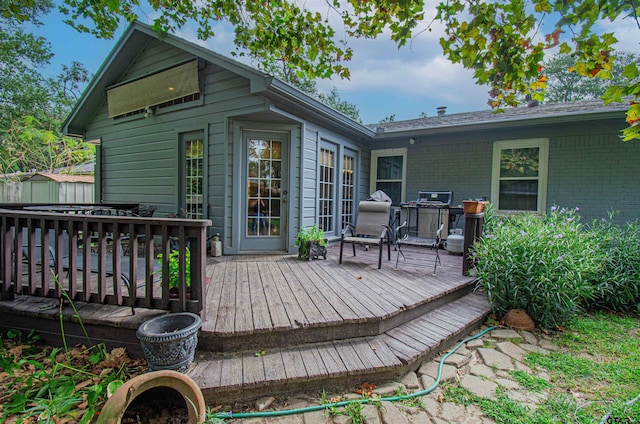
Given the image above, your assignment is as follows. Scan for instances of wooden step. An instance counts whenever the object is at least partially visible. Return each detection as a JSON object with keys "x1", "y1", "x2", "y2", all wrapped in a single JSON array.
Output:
[{"x1": 187, "y1": 291, "x2": 490, "y2": 404}]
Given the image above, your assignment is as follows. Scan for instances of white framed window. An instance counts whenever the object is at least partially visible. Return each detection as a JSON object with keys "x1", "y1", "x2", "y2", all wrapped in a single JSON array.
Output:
[
  {"x1": 491, "y1": 138, "x2": 549, "y2": 213},
  {"x1": 181, "y1": 131, "x2": 204, "y2": 219},
  {"x1": 370, "y1": 148, "x2": 407, "y2": 205},
  {"x1": 341, "y1": 152, "x2": 356, "y2": 230},
  {"x1": 319, "y1": 147, "x2": 336, "y2": 232}
]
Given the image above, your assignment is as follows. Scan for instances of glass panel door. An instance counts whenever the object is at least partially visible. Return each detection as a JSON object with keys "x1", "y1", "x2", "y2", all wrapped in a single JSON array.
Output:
[{"x1": 243, "y1": 131, "x2": 288, "y2": 251}]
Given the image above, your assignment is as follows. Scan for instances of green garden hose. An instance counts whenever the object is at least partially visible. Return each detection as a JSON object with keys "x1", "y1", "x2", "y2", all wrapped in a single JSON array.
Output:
[{"x1": 210, "y1": 326, "x2": 495, "y2": 421}]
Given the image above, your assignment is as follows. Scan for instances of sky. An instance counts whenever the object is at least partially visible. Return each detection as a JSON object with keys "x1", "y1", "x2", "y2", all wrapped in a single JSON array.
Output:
[{"x1": 30, "y1": 2, "x2": 640, "y2": 125}]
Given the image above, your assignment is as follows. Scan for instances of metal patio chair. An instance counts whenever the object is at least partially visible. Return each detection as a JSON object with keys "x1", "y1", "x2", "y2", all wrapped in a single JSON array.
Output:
[{"x1": 339, "y1": 200, "x2": 392, "y2": 269}]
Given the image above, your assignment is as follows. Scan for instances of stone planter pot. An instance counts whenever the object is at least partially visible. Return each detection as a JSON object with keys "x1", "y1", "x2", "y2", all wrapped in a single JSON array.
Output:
[
  {"x1": 136, "y1": 312, "x2": 202, "y2": 372},
  {"x1": 306, "y1": 239, "x2": 327, "y2": 261},
  {"x1": 97, "y1": 370, "x2": 206, "y2": 424}
]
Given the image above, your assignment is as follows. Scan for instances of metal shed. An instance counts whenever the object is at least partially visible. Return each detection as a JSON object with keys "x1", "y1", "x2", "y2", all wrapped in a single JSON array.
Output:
[{"x1": 22, "y1": 173, "x2": 94, "y2": 203}]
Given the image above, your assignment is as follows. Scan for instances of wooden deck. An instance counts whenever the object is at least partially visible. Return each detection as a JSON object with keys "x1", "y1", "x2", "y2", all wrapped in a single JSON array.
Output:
[
  {"x1": 0, "y1": 243, "x2": 490, "y2": 404},
  {"x1": 190, "y1": 244, "x2": 490, "y2": 403}
]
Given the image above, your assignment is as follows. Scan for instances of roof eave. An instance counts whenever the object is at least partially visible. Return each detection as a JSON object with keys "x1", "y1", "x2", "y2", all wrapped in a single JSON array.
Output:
[
  {"x1": 374, "y1": 109, "x2": 627, "y2": 140},
  {"x1": 264, "y1": 79, "x2": 376, "y2": 139}
]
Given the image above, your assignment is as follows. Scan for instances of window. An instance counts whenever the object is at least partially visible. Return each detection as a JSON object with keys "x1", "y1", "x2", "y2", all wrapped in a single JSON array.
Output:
[
  {"x1": 370, "y1": 148, "x2": 407, "y2": 205},
  {"x1": 319, "y1": 148, "x2": 335, "y2": 232},
  {"x1": 183, "y1": 134, "x2": 204, "y2": 219},
  {"x1": 341, "y1": 153, "x2": 356, "y2": 230},
  {"x1": 491, "y1": 139, "x2": 549, "y2": 212}
]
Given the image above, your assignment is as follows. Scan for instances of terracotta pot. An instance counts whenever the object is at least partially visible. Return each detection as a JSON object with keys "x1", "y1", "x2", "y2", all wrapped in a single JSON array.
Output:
[
  {"x1": 463, "y1": 200, "x2": 484, "y2": 214},
  {"x1": 97, "y1": 370, "x2": 206, "y2": 424},
  {"x1": 501, "y1": 309, "x2": 535, "y2": 331}
]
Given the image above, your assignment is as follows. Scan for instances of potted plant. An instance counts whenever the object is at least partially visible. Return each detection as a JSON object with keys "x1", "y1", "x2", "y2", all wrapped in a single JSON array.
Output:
[
  {"x1": 296, "y1": 224, "x2": 328, "y2": 260},
  {"x1": 463, "y1": 199, "x2": 485, "y2": 214},
  {"x1": 156, "y1": 248, "x2": 190, "y2": 297}
]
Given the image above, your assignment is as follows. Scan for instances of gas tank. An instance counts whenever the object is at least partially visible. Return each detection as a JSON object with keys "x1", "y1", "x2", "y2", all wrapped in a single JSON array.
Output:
[{"x1": 445, "y1": 229, "x2": 464, "y2": 254}]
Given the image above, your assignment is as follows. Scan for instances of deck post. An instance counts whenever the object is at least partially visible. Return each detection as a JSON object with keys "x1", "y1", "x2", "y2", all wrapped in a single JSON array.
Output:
[{"x1": 462, "y1": 212, "x2": 484, "y2": 275}]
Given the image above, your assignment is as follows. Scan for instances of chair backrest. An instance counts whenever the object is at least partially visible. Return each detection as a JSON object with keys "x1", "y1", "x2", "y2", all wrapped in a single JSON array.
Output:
[{"x1": 354, "y1": 201, "x2": 391, "y2": 237}]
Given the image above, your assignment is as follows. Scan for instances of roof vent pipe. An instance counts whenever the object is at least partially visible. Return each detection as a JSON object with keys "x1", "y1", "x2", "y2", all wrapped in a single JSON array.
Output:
[
  {"x1": 525, "y1": 94, "x2": 539, "y2": 107},
  {"x1": 437, "y1": 106, "x2": 447, "y2": 116}
]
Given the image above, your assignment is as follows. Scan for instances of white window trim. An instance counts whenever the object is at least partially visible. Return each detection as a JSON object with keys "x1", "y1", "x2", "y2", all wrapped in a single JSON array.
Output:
[
  {"x1": 370, "y1": 148, "x2": 407, "y2": 203},
  {"x1": 491, "y1": 138, "x2": 549, "y2": 213}
]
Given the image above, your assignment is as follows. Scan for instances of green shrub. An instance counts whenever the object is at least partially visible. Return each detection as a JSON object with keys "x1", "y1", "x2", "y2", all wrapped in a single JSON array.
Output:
[
  {"x1": 588, "y1": 214, "x2": 640, "y2": 312},
  {"x1": 156, "y1": 248, "x2": 191, "y2": 289},
  {"x1": 474, "y1": 206, "x2": 603, "y2": 329}
]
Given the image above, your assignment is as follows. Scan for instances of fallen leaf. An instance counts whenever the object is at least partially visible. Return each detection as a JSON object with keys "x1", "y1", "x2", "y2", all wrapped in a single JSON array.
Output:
[{"x1": 74, "y1": 378, "x2": 94, "y2": 391}]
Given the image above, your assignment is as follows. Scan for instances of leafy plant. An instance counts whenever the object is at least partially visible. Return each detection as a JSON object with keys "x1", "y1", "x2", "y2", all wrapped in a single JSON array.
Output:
[
  {"x1": 588, "y1": 214, "x2": 640, "y2": 312},
  {"x1": 474, "y1": 206, "x2": 602, "y2": 329},
  {"x1": 295, "y1": 224, "x2": 327, "y2": 260},
  {"x1": 156, "y1": 248, "x2": 191, "y2": 289}
]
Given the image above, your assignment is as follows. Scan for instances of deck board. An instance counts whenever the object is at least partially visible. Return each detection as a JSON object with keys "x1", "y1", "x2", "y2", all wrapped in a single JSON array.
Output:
[
  {"x1": 287, "y1": 258, "x2": 364, "y2": 322},
  {"x1": 333, "y1": 340, "x2": 366, "y2": 375},
  {"x1": 281, "y1": 258, "x2": 343, "y2": 324},
  {"x1": 316, "y1": 343, "x2": 348, "y2": 376},
  {"x1": 246, "y1": 262, "x2": 274, "y2": 331},
  {"x1": 202, "y1": 261, "x2": 228, "y2": 331},
  {"x1": 265, "y1": 261, "x2": 306, "y2": 328},
  {"x1": 242, "y1": 352, "x2": 265, "y2": 387},
  {"x1": 257, "y1": 262, "x2": 291, "y2": 330},
  {"x1": 262, "y1": 349, "x2": 287, "y2": 384},
  {"x1": 299, "y1": 346, "x2": 328, "y2": 378},
  {"x1": 214, "y1": 262, "x2": 238, "y2": 333},
  {"x1": 235, "y1": 263, "x2": 253, "y2": 333},
  {"x1": 282, "y1": 348, "x2": 308, "y2": 380}
]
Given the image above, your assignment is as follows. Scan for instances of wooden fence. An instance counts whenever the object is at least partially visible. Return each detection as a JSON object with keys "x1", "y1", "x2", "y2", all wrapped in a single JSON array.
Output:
[{"x1": 0, "y1": 206, "x2": 211, "y2": 316}]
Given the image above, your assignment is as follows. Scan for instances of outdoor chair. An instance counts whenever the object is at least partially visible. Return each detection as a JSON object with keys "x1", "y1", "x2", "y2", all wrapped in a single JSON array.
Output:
[
  {"x1": 395, "y1": 220, "x2": 443, "y2": 276},
  {"x1": 339, "y1": 200, "x2": 392, "y2": 269}
]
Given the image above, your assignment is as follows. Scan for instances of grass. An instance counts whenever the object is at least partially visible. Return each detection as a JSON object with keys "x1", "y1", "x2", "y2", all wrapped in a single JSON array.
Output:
[{"x1": 442, "y1": 312, "x2": 640, "y2": 424}]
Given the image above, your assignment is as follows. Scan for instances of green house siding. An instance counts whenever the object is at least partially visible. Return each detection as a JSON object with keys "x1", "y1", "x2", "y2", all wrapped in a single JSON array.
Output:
[
  {"x1": 404, "y1": 138, "x2": 493, "y2": 205},
  {"x1": 374, "y1": 117, "x2": 637, "y2": 224},
  {"x1": 548, "y1": 132, "x2": 640, "y2": 223}
]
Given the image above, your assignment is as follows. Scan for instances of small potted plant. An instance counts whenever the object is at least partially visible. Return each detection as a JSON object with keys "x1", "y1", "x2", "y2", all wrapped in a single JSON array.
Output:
[
  {"x1": 463, "y1": 199, "x2": 485, "y2": 214},
  {"x1": 296, "y1": 224, "x2": 328, "y2": 260}
]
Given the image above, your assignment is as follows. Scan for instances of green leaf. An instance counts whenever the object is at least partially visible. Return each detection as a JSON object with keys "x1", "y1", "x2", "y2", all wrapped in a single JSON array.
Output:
[{"x1": 107, "y1": 380, "x2": 124, "y2": 398}]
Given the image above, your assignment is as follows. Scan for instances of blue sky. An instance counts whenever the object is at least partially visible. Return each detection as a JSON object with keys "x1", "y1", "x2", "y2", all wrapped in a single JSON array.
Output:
[{"x1": 31, "y1": 3, "x2": 639, "y2": 125}]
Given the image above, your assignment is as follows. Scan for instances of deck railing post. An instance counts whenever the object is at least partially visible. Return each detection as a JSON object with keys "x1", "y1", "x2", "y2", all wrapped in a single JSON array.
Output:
[{"x1": 463, "y1": 212, "x2": 484, "y2": 275}]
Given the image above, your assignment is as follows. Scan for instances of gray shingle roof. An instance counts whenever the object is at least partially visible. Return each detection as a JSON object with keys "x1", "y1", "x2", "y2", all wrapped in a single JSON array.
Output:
[{"x1": 369, "y1": 98, "x2": 628, "y2": 133}]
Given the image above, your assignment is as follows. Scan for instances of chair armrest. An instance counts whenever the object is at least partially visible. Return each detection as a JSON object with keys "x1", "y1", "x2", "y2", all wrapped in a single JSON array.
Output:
[
  {"x1": 395, "y1": 220, "x2": 407, "y2": 240},
  {"x1": 378, "y1": 224, "x2": 391, "y2": 240},
  {"x1": 341, "y1": 223, "x2": 355, "y2": 237}
]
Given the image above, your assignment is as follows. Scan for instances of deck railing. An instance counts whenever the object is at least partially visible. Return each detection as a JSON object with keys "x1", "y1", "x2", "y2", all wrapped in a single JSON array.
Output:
[{"x1": 0, "y1": 205, "x2": 211, "y2": 316}]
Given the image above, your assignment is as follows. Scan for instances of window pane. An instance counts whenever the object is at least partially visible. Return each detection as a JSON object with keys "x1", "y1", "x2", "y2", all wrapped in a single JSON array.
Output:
[
  {"x1": 341, "y1": 155, "x2": 355, "y2": 230},
  {"x1": 184, "y1": 138, "x2": 203, "y2": 219},
  {"x1": 319, "y1": 148, "x2": 335, "y2": 232},
  {"x1": 499, "y1": 180, "x2": 538, "y2": 211},
  {"x1": 376, "y1": 182, "x2": 402, "y2": 205},
  {"x1": 500, "y1": 148, "x2": 539, "y2": 178},
  {"x1": 377, "y1": 156, "x2": 403, "y2": 180}
]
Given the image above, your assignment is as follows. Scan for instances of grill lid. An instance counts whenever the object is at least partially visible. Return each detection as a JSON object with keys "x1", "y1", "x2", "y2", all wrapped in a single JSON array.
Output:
[{"x1": 416, "y1": 191, "x2": 453, "y2": 206}]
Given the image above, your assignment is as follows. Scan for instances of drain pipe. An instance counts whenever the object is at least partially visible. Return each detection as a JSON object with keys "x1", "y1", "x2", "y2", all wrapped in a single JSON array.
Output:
[{"x1": 210, "y1": 327, "x2": 495, "y2": 421}]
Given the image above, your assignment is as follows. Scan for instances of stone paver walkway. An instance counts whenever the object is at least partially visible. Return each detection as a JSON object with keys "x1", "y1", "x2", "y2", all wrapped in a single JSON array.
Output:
[{"x1": 218, "y1": 325, "x2": 563, "y2": 424}]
